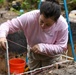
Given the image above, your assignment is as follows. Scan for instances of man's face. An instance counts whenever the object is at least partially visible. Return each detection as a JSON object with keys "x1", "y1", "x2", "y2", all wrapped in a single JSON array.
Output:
[{"x1": 39, "y1": 14, "x2": 55, "y2": 29}]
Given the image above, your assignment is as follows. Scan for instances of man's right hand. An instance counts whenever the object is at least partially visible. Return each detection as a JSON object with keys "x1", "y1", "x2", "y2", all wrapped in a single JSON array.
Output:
[{"x1": 0, "y1": 37, "x2": 7, "y2": 50}]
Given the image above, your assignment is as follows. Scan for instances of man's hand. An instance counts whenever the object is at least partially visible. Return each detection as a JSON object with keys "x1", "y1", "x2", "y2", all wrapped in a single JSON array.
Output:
[
  {"x1": 31, "y1": 44, "x2": 41, "y2": 54},
  {"x1": 0, "y1": 37, "x2": 7, "y2": 50}
]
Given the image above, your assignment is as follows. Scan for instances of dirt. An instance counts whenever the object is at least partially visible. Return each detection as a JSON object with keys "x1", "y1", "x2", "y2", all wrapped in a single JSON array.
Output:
[
  {"x1": 33, "y1": 60, "x2": 76, "y2": 75},
  {"x1": 0, "y1": 8, "x2": 18, "y2": 24},
  {"x1": 0, "y1": 8, "x2": 76, "y2": 75}
]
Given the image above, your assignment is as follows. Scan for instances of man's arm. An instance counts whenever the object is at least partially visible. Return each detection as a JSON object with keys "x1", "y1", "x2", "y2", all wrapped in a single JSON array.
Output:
[{"x1": 38, "y1": 28, "x2": 68, "y2": 56}]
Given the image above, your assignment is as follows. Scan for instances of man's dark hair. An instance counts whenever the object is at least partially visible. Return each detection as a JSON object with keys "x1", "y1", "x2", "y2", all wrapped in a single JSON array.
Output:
[{"x1": 40, "y1": 1, "x2": 61, "y2": 21}]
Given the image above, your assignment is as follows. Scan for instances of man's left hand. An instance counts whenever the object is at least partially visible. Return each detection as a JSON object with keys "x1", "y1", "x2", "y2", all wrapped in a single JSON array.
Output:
[{"x1": 31, "y1": 44, "x2": 41, "y2": 54}]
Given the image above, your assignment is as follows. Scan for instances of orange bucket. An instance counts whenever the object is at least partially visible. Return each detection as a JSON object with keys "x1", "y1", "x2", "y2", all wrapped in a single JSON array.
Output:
[{"x1": 9, "y1": 58, "x2": 26, "y2": 74}]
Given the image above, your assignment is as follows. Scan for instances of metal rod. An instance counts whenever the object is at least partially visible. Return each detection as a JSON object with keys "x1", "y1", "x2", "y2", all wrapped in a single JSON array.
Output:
[
  {"x1": 6, "y1": 41, "x2": 10, "y2": 75},
  {"x1": 38, "y1": 0, "x2": 45, "y2": 9},
  {"x1": 63, "y1": 0, "x2": 76, "y2": 61},
  {"x1": 38, "y1": 0, "x2": 42, "y2": 9},
  {"x1": 7, "y1": 39, "x2": 27, "y2": 49}
]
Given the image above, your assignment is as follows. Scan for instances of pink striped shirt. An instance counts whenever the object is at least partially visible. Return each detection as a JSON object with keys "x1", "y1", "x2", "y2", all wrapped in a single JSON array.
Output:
[{"x1": 0, "y1": 10, "x2": 68, "y2": 55}]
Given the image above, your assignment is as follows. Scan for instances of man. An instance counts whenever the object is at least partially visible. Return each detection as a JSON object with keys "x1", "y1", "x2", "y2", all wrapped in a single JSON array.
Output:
[{"x1": 0, "y1": 1, "x2": 68, "y2": 70}]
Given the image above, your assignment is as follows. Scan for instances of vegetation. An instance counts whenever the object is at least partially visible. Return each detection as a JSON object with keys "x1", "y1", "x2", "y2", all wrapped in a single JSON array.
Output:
[
  {"x1": 0, "y1": 0, "x2": 4, "y2": 3},
  {"x1": 0, "y1": 0, "x2": 40, "y2": 11},
  {"x1": 21, "y1": 0, "x2": 40, "y2": 11},
  {"x1": 0, "y1": 0, "x2": 76, "y2": 12}
]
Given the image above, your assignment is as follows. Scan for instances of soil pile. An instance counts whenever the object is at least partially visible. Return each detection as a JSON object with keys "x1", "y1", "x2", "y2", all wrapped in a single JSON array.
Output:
[{"x1": 36, "y1": 61, "x2": 76, "y2": 75}]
